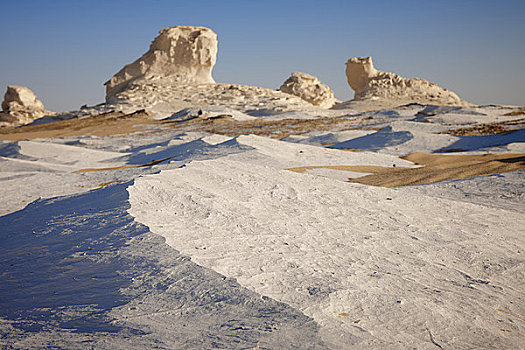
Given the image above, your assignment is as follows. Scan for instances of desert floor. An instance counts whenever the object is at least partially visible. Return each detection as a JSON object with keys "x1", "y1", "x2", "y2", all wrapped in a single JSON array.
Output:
[{"x1": 1, "y1": 103, "x2": 524, "y2": 349}]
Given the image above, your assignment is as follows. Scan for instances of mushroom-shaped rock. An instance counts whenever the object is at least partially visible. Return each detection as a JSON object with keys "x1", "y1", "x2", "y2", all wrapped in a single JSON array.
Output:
[
  {"x1": 0, "y1": 85, "x2": 51, "y2": 126},
  {"x1": 279, "y1": 72, "x2": 338, "y2": 108},
  {"x1": 105, "y1": 26, "x2": 218, "y2": 100},
  {"x1": 344, "y1": 56, "x2": 472, "y2": 107}
]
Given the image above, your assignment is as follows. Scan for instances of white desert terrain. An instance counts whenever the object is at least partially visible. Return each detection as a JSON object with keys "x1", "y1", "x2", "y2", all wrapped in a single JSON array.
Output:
[{"x1": 0, "y1": 26, "x2": 524, "y2": 349}]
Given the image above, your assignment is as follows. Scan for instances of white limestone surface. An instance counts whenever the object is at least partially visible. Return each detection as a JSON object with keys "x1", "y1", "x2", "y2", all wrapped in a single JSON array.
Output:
[
  {"x1": 0, "y1": 85, "x2": 52, "y2": 126},
  {"x1": 128, "y1": 154, "x2": 524, "y2": 349},
  {"x1": 280, "y1": 72, "x2": 339, "y2": 108},
  {"x1": 105, "y1": 26, "x2": 218, "y2": 99},
  {"x1": 341, "y1": 56, "x2": 473, "y2": 109}
]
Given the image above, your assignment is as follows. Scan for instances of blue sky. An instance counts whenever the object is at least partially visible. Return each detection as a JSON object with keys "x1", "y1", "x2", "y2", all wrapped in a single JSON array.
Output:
[{"x1": 1, "y1": 0, "x2": 524, "y2": 111}]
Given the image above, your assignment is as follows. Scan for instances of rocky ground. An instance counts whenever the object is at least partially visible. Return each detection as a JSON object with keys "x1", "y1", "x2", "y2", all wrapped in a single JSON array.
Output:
[{"x1": 0, "y1": 100, "x2": 524, "y2": 349}]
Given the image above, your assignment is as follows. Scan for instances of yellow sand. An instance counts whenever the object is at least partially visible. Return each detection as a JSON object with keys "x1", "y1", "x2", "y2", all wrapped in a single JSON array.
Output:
[
  {"x1": 288, "y1": 153, "x2": 525, "y2": 187},
  {"x1": 0, "y1": 111, "x2": 155, "y2": 141}
]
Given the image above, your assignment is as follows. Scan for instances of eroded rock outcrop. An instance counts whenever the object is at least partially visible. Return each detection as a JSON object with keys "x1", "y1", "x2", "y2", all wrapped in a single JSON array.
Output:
[
  {"x1": 105, "y1": 26, "x2": 218, "y2": 100},
  {"x1": 0, "y1": 85, "x2": 52, "y2": 126},
  {"x1": 279, "y1": 72, "x2": 338, "y2": 108},
  {"x1": 104, "y1": 26, "x2": 332, "y2": 115},
  {"x1": 108, "y1": 83, "x2": 318, "y2": 117},
  {"x1": 344, "y1": 56, "x2": 472, "y2": 107}
]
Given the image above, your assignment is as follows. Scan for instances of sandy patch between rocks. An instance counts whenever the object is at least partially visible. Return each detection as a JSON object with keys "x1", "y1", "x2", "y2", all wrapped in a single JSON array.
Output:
[
  {"x1": 0, "y1": 111, "x2": 372, "y2": 141},
  {"x1": 288, "y1": 152, "x2": 525, "y2": 187},
  {"x1": 0, "y1": 111, "x2": 157, "y2": 141}
]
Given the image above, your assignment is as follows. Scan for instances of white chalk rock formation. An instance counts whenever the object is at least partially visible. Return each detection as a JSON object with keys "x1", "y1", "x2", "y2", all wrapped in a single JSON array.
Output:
[
  {"x1": 104, "y1": 26, "x2": 328, "y2": 116},
  {"x1": 279, "y1": 72, "x2": 338, "y2": 108},
  {"x1": 108, "y1": 82, "x2": 319, "y2": 117},
  {"x1": 105, "y1": 26, "x2": 218, "y2": 99},
  {"x1": 344, "y1": 56, "x2": 472, "y2": 107},
  {"x1": 0, "y1": 85, "x2": 51, "y2": 126}
]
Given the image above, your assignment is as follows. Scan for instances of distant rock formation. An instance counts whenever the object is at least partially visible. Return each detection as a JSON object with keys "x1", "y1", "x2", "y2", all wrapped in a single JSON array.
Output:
[
  {"x1": 0, "y1": 85, "x2": 52, "y2": 126},
  {"x1": 343, "y1": 56, "x2": 472, "y2": 108},
  {"x1": 108, "y1": 82, "x2": 319, "y2": 117},
  {"x1": 279, "y1": 72, "x2": 339, "y2": 108},
  {"x1": 103, "y1": 26, "x2": 324, "y2": 115},
  {"x1": 104, "y1": 26, "x2": 337, "y2": 115},
  {"x1": 105, "y1": 26, "x2": 218, "y2": 100}
]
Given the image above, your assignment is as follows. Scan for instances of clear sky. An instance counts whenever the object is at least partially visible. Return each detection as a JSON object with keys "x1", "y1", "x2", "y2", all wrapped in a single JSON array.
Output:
[{"x1": 1, "y1": 0, "x2": 524, "y2": 111}]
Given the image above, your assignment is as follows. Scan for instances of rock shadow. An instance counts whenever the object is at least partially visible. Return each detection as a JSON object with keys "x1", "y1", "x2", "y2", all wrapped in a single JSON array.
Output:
[{"x1": 0, "y1": 183, "x2": 326, "y2": 348}]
